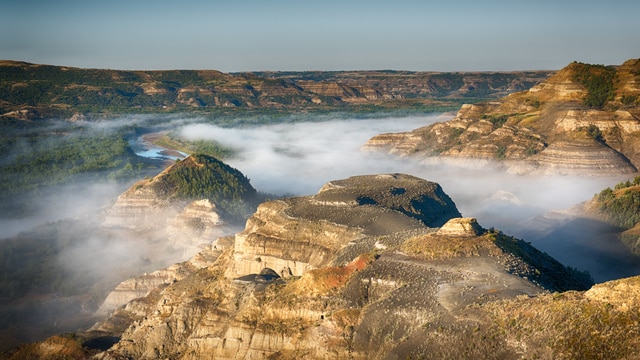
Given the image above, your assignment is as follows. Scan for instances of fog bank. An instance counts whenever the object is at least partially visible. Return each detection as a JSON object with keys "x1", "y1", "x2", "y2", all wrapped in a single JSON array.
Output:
[
  {"x1": 178, "y1": 115, "x2": 632, "y2": 280},
  {"x1": 179, "y1": 115, "x2": 621, "y2": 219}
]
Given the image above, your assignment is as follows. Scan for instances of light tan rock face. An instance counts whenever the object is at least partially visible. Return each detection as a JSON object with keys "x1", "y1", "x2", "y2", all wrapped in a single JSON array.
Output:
[
  {"x1": 166, "y1": 199, "x2": 232, "y2": 257},
  {"x1": 95, "y1": 237, "x2": 232, "y2": 317},
  {"x1": 436, "y1": 217, "x2": 484, "y2": 237},
  {"x1": 526, "y1": 140, "x2": 637, "y2": 175},
  {"x1": 102, "y1": 181, "x2": 233, "y2": 261},
  {"x1": 86, "y1": 174, "x2": 603, "y2": 360},
  {"x1": 229, "y1": 173, "x2": 461, "y2": 278},
  {"x1": 364, "y1": 59, "x2": 640, "y2": 175}
]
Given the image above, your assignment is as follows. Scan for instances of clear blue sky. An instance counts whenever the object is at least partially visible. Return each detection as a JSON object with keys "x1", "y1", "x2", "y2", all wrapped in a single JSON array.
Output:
[{"x1": 1, "y1": 0, "x2": 638, "y2": 72}]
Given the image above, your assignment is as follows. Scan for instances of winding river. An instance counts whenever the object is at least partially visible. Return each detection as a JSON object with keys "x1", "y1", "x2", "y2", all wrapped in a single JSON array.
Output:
[{"x1": 129, "y1": 133, "x2": 188, "y2": 161}]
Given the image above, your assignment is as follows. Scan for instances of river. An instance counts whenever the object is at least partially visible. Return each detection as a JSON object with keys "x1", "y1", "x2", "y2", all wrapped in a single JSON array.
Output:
[{"x1": 129, "y1": 132, "x2": 189, "y2": 161}]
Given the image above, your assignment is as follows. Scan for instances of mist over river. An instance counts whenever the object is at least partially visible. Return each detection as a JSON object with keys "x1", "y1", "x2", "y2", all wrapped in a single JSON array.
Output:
[
  {"x1": 175, "y1": 114, "x2": 635, "y2": 281},
  {"x1": 1, "y1": 113, "x2": 639, "y2": 352},
  {"x1": 2, "y1": 113, "x2": 636, "y2": 284}
]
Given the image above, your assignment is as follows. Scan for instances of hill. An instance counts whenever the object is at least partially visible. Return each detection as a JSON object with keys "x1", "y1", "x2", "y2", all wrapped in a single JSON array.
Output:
[
  {"x1": 364, "y1": 59, "x2": 640, "y2": 175},
  {"x1": 0, "y1": 60, "x2": 552, "y2": 119},
  {"x1": 0, "y1": 154, "x2": 262, "y2": 351},
  {"x1": 6, "y1": 174, "x2": 607, "y2": 360},
  {"x1": 107, "y1": 153, "x2": 260, "y2": 221}
]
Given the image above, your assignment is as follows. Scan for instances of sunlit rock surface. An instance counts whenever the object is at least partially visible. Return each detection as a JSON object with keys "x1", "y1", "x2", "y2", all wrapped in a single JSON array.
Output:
[
  {"x1": 364, "y1": 59, "x2": 640, "y2": 175},
  {"x1": 229, "y1": 173, "x2": 461, "y2": 278},
  {"x1": 81, "y1": 174, "x2": 601, "y2": 360}
]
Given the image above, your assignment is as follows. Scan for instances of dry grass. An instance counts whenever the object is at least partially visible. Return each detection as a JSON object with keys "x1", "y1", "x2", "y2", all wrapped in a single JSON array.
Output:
[
  {"x1": 401, "y1": 233, "x2": 501, "y2": 260},
  {"x1": 3, "y1": 335, "x2": 87, "y2": 360},
  {"x1": 483, "y1": 289, "x2": 640, "y2": 359}
]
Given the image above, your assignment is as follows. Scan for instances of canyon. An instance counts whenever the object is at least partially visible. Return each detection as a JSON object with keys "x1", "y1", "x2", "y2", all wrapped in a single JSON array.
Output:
[
  {"x1": 74, "y1": 174, "x2": 599, "y2": 359},
  {"x1": 3, "y1": 59, "x2": 640, "y2": 359},
  {"x1": 7, "y1": 168, "x2": 640, "y2": 359}
]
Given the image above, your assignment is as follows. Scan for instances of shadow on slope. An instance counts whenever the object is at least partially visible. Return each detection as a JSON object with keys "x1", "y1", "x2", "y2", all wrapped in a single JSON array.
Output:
[{"x1": 525, "y1": 217, "x2": 640, "y2": 283}]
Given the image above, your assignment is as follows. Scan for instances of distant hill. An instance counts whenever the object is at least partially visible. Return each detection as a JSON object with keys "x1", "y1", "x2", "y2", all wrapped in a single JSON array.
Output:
[
  {"x1": 364, "y1": 59, "x2": 640, "y2": 175},
  {"x1": 0, "y1": 60, "x2": 552, "y2": 120}
]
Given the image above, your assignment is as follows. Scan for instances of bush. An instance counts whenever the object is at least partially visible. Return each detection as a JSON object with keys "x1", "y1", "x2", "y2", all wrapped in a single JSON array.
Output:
[
  {"x1": 596, "y1": 180, "x2": 640, "y2": 229},
  {"x1": 572, "y1": 63, "x2": 616, "y2": 109},
  {"x1": 586, "y1": 124, "x2": 604, "y2": 142},
  {"x1": 621, "y1": 94, "x2": 638, "y2": 105}
]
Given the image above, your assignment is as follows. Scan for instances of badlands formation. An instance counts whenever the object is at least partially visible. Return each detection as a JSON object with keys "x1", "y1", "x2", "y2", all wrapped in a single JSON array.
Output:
[
  {"x1": 364, "y1": 59, "x2": 640, "y2": 175},
  {"x1": 58, "y1": 174, "x2": 617, "y2": 360},
  {"x1": 5, "y1": 60, "x2": 640, "y2": 359}
]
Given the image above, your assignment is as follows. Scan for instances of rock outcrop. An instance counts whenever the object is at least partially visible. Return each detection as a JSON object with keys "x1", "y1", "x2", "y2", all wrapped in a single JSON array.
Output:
[
  {"x1": 229, "y1": 173, "x2": 461, "y2": 278},
  {"x1": 103, "y1": 154, "x2": 258, "y2": 258},
  {"x1": 77, "y1": 174, "x2": 603, "y2": 360},
  {"x1": 364, "y1": 59, "x2": 640, "y2": 175},
  {"x1": 435, "y1": 217, "x2": 484, "y2": 236},
  {"x1": 95, "y1": 235, "x2": 233, "y2": 316}
]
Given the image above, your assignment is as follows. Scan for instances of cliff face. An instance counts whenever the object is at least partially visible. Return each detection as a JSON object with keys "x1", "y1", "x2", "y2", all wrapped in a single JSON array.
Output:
[
  {"x1": 74, "y1": 174, "x2": 605, "y2": 360},
  {"x1": 364, "y1": 59, "x2": 640, "y2": 175},
  {"x1": 229, "y1": 174, "x2": 461, "y2": 278},
  {"x1": 96, "y1": 155, "x2": 259, "y2": 313}
]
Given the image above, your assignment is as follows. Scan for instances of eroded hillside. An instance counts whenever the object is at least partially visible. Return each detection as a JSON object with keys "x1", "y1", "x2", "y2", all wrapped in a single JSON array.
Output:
[
  {"x1": 0, "y1": 60, "x2": 552, "y2": 119},
  {"x1": 364, "y1": 59, "x2": 640, "y2": 175},
  {"x1": 7, "y1": 174, "x2": 616, "y2": 360},
  {"x1": 0, "y1": 154, "x2": 262, "y2": 351}
]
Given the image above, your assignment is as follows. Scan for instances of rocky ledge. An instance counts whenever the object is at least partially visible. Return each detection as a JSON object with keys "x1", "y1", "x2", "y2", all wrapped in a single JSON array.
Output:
[
  {"x1": 229, "y1": 173, "x2": 461, "y2": 278},
  {"x1": 364, "y1": 59, "x2": 640, "y2": 176},
  {"x1": 60, "y1": 174, "x2": 608, "y2": 360}
]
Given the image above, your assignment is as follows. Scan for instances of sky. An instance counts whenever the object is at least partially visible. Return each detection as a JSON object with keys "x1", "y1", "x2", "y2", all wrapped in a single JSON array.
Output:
[{"x1": 1, "y1": 0, "x2": 638, "y2": 72}]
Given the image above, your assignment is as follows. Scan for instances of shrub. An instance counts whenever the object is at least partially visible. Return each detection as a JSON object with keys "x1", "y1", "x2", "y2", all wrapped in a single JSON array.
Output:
[
  {"x1": 596, "y1": 180, "x2": 640, "y2": 229},
  {"x1": 586, "y1": 124, "x2": 604, "y2": 142},
  {"x1": 620, "y1": 94, "x2": 638, "y2": 105},
  {"x1": 572, "y1": 63, "x2": 616, "y2": 109}
]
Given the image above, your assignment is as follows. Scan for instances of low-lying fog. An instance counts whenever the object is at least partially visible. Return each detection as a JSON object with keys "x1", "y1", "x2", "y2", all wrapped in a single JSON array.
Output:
[
  {"x1": 179, "y1": 115, "x2": 611, "y2": 224},
  {"x1": 1, "y1": 113, "x2": 639, "y2": 349},
  {"x1": 2, "y1": 113, "x2": 637, "y2": 282},
  {"x1": 178, "y1": 114, "x2": 638, "y2": 281}
]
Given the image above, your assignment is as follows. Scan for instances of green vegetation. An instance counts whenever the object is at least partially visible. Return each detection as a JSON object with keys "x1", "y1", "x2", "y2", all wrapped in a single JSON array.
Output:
[
  {"x1": 489, "y1": 230, "x2": 594, "y2": 290},
  {"x1": 621, "y1": 94, "x2": 638, "y2": 106},
  {"x1": 571, "y1": 62, "x2": 617, "y2": 109},
  {"x1": 595, "y1": 176, "x2": 640, "y2": 255},
  {"x1": 153, "y1": 133, "x2": 236, "y2": 159},
  {"x1": 0, "y1": 123, "x2": 152, "y2": 216},
  {"x1": 595, "y1": 176, "x2": 640, "y2": 229},
  {"x1": 481, "y1": 114, "x2": 510, "y2": 130},
  {"x1": 585, "y1": 123, "x2": 604, "y2": 142},
  {"x1": 162, "y1": 154, "x2": 260, "y2": 220}
]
